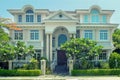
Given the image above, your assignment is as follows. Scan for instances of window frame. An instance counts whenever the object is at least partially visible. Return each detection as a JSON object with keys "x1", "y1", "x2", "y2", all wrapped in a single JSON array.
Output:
[
  {"x1": 102, "y1": 15, "x2": 107, "y2": 23},
  {"x1": 14, "y1": 30, "x2": 23, "y2": 40},
  {"x1": 99, "y1": 30, "x2": 108, "y2": 41},
  {"x1": 83, "y1": 14, "x2": 89, "y2": 23},
  {"x1": 30, "y1": 30, "x2": 39, "y2": 40},
  {"x1": 91, "y1": 9, "x2": 99, "y2": 23},
  {"x1": 84, "y1": 30, "x2": 93, "y2": 40},
  {"x1": 18, "y1": 15, "x2": 22, "y2": 22},
  {"x1": 37, "y1": 15, "x2": 41, "y2": 22},
  {"x1": 99, "y1": 50, "x2": 107, "y2": 60},
  {"x1": 26, "y1": 9, "x2": 34, "y2": 22}
]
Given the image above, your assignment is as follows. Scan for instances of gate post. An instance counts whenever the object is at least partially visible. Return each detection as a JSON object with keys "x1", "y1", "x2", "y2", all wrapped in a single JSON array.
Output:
[
  {"x1": 8, "y1": 60, "x2": 12, "y2": 70},
  {"x1": 41, "y1": 60, "x2": 46, "y2": 75},
  {"x1": 69, "y1": 60, "x2": 73, "y2": 75}
]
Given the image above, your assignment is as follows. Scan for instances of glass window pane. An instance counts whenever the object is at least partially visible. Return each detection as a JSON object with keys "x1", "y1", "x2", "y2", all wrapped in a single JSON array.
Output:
[
  {"x1": 84, "y1": 30, "x2": 93, "y2": 39},
  {"x1": 37, "y1": 15, "x2": 41, "y2": 22},
  {"x1": 100, "y1": 30, "x2": 108, "y2": 40},
  {"x1": 83, "y1": 15, "x2": 88, "y2": 23},
  {"x1": 14, "y1": 30, "x2": 23, "y2": 40},
  {"x1": 26, "y1": 9, "x2": 33, "y2": 13},
  {"x1": 102, "y1": 15, "x2": 107, "y2": 23},
  {"x1": 91, "y1": 9, "x2": 99, "y2": 23},
  {"x1": 30, "y1": 30, "x2": 39, "y2": 40},
  {"x1": 18, "y1": 15, "x2": 22, "y2": 22}
]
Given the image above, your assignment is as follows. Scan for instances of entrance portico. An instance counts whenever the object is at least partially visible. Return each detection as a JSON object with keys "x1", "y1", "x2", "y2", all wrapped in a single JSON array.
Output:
[{"x1": 45, "y1": 26, "x2": 76, "y2": 66}]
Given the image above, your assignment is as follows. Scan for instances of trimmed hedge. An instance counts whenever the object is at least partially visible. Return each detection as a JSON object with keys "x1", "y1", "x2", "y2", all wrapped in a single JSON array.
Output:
[
  {"x1": 0, "y1": 69, "x2": 41, "y2": 76},
  {"x1": 72, "y1": 69, "x2": 120, "y2": 76}
]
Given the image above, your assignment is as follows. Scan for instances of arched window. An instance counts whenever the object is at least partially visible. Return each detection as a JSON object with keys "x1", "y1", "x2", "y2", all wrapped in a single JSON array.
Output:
[
  {"x1": 26, "y1": 9, "x2": 34, "y2": 22},
  {"x1": 91, "y1": 9, "x2": 99, "y2": 23},
  {"x1": 26, "y1": 9, "x2": 33, "y2": 13},
  {"x1": 58, "y1": 34, "x2": 67, "y2": 47}
]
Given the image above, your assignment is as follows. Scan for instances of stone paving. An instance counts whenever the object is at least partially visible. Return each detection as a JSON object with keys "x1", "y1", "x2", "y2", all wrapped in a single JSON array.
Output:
[{"x1": 0, "y1": 75, "x2": 120, "y2": 80}]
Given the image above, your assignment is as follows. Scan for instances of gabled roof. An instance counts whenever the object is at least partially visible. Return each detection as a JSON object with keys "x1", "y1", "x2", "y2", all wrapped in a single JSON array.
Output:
[{"x1": 44, "y1": 10, "x2": 77, "y2": 20}]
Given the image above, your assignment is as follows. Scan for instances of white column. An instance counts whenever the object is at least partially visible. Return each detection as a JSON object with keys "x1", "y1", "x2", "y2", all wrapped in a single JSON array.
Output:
[
  {"x1": 50, "y1": 34, "x2": 53, "y2": 62},
  {"x1": 95, "y1": 29, "x2": 98, "y2": 41},
  {"x1": 41, "y1": 60, "x2": 46, "y2": 75},
  {"x1": 46, "y1": 34, "x2": 49, "y2": 60},
  {"x1": 80, "y1": 30, "x2": 83, "y2": 38}
]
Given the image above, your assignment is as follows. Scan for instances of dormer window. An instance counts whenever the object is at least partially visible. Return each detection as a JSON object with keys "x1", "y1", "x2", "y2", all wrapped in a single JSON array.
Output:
[{"x1": 26, "y1": 9, "x2": 34, "y2": 22}]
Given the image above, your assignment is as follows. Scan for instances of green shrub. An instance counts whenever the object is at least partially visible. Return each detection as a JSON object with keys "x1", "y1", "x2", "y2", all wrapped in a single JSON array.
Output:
[
  {"x1": 109, "y1": 52, "x2": 120, "y2": 68},
  {"x1": 99, "y1": 61, "x2": 109, "y2": 69},
  {"x1": 23, "y1": 58, "x2": 39, "y2": 70},
  {"x1": 0, "y1": 69, "x2": 41, "y2": 76},
  {"x1": 72, "y1": 69, "x2": 120, "y2": 76}
]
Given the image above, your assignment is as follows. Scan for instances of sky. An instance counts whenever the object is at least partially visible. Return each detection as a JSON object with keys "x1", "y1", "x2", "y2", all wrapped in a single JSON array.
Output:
[{"x1": 0, "y1": 0, "x2": 120, "y2": 27}]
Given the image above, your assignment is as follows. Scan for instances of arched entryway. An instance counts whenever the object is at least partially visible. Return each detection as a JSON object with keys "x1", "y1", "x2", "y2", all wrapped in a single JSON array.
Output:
[{"x1": 53, "y1": 27, "x2": 69, "y2": 74}]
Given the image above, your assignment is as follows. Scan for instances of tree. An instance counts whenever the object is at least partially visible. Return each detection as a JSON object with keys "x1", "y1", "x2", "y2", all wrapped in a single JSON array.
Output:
[
  {"x1": 0, "y1": 28, "x2": 10, "y2": 42},
  {"x1": 109, "y1": 52, "x2": 120, "y2": 68},
  {"x1": 61, "y1": 38, "x2": 103, "y2": 69},
  {"x1": 14, "y1": 41, "x2": 35, "y2": 60},
  {"x1": 0, "y1": 18, "x2": 13, "y2": 62},
  {"x1": 112, "y1": 29, "x2": 120, "y2": 53},
  {"x1": 0, "y1": 42, "x2": 15, "y2": 61}
]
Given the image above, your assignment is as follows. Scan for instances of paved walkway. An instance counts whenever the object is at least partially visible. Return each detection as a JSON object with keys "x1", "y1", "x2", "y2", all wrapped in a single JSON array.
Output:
[{"x1": 0, "y1": 75, "x2": 120, "y2": 80}]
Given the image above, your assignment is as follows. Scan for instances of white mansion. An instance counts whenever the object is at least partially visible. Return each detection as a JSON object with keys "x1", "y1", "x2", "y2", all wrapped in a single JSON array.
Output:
[{"x1": 8, "y1": 5, "x2": 118, "y2": 66}]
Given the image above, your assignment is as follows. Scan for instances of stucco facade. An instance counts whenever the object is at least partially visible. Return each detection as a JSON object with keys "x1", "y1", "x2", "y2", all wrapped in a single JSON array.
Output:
[{"x1": 8, "y1": 5, "x2": 118, "y2": 67}]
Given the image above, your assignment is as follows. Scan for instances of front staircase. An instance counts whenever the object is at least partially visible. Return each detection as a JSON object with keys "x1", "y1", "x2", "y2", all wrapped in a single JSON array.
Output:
[{"x1": 53, "y1": 64, "x2": 68, "y2": 75}]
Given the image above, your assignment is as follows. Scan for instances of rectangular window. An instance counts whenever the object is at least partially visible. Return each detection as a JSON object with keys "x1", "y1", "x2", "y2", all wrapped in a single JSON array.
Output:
[
  {"x1": 99, "y1": 50, "x2": 107, "y2": 60},
  {"x1": 30, "y1": 30, "x2": 39, "y2": 40},
  {"x1": 37, "y1": 15, "x2": 41, "y2": 22},
  {"x1": 33, "y1": 49, "x2": 41, "y2": 61},
  {"x1": 83, "y1": 15, "x2": 88, "y2": 23},
  {"x1": 76, "y1": 30, "x2": 80, "y2": 38},
  {"x1": 84, "y1": 30, "x2": 93, "y2": 39},
  {"x1": 14, "y1": 30, "x2": 23, "y2": 40},
  {"x1": 26, "y1": 15, "x2": 34, "y2": 22},
  {"x1": 102, "y1": 15, "x2": 107, "y2": 23},
  {"x1": 100, "y1": 30, "x2": 108, "y2": 40},
  {"x1": 18, "y1": 15, "x2": 22, "y2": 22}
]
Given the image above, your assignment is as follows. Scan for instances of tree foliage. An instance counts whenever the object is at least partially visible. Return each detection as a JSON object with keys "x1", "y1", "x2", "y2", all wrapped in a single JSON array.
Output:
[
  {"x1": 0, "y1": 42, "x2": 14, "y2": 61},
  {"x1": 0, "y1": 28, "x2": 10, "y2": 42},
  {"x1": 14, "y1": 41, "x2": 35, "y2": 60},
  {"x1": 61, "y1": 38, "x2": 103, "y2": 69},
  {"x1": 109, "y1": 52, "x2": 120, "y2": 68},
  {"x1": 61, "y1": 38, "x2": 103, "y2": 60},
  {"x1": 113, "y1": 29, "x2": 120, "y2": 53}
]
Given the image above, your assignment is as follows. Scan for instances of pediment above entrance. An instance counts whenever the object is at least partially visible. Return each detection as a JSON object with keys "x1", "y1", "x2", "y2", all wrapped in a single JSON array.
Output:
[{"x1": 43, "y1": 10, "x2": 77, "y2": 21}]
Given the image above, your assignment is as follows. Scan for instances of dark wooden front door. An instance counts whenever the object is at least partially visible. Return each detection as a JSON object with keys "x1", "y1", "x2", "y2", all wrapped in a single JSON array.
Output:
[{"x1": 57, "y1": 50, "x2": 67, "y2": 65}]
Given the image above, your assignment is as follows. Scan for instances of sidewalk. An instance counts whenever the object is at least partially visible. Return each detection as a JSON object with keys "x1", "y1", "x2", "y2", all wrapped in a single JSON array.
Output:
[{"x1": 0, "y1": 75, "x2": 120, "y2": 80}]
